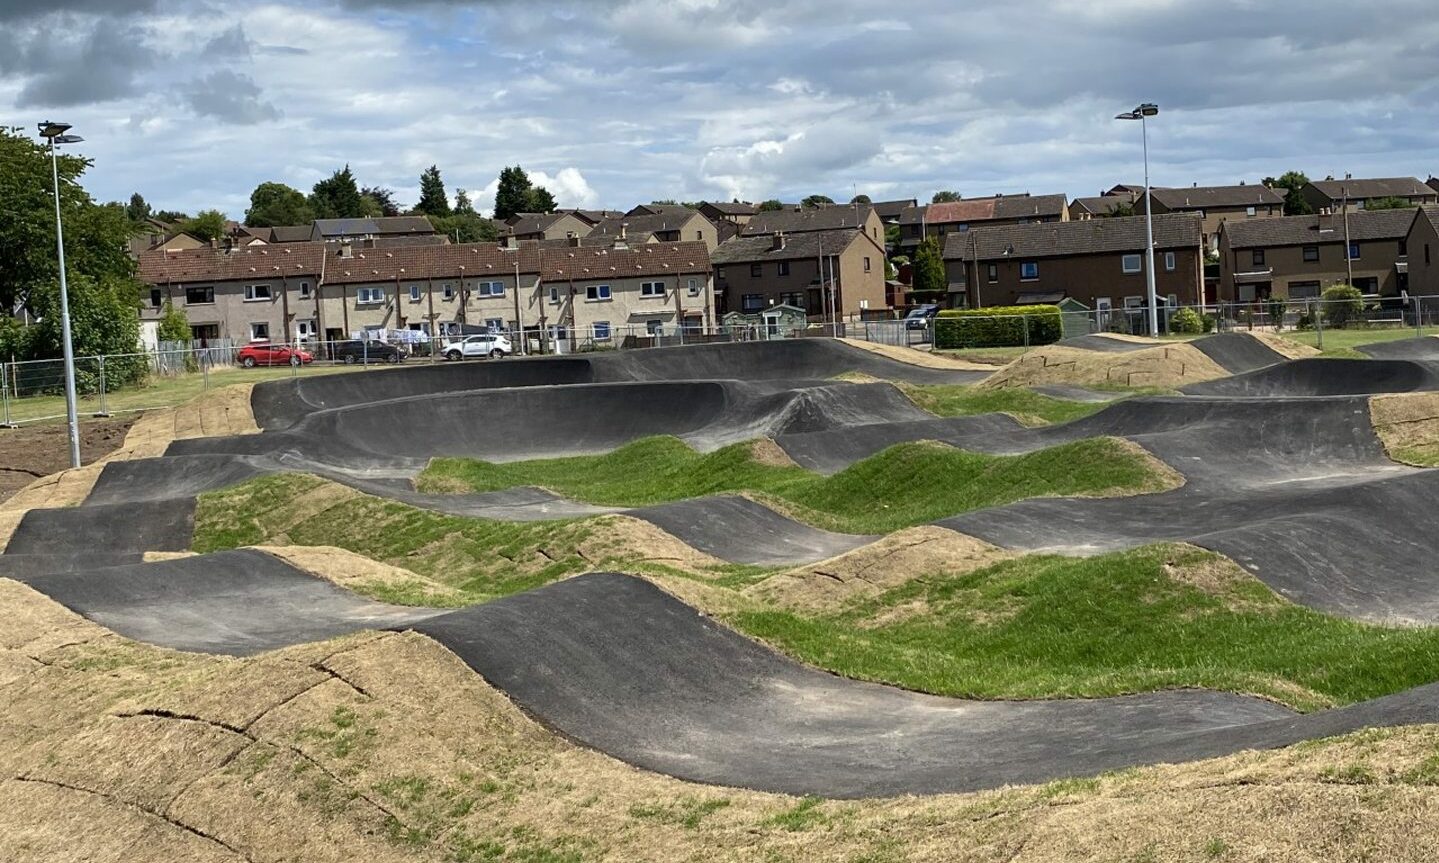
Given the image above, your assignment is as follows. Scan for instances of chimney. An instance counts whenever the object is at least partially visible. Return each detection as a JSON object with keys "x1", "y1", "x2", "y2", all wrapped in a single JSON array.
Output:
[
  {"x1": 1317, "y1": 212, "x2": 1336, "y2": 233},
  {"x1": 771, "y1": 231, "x2": 786, "y2": 251},
  {"x1": 338, "y1": 241, "x2": 354, "y2": 259},
  {"x1": 569, "y1": 235, "x2": 583, "y2": 247}
]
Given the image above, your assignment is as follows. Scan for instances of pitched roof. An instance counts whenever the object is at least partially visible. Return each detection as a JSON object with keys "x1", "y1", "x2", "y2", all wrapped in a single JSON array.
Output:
[
  {"x1": 541, "y1": 242, "x2": 712, "y2": 281},
  {"x1": 1071, "y1": 196, "x2": 1130, "y2": 216},
  {"x1": 869, "y1": 198, "x2": 917, "y2": 220},
  {"x1": 503, "y1": 212, "x2": 585, "y2": 236},
  {"x1": 312, "y1": 216, "x2": 435, "y2": 238},
  {"x1": 700, "y1": 201, "x2": 758, "y2": 216},
  {"x1": 1429, "y1": 177, "x2": 1439, "y2": 194},
  {"x1": 942, "y1": 214, "x2": 1201, "y2": 261},
  {"x1": 899, "y1": 194, "x2": 1068, "y2": 226},
  {"x1": 138, "y1": 243, "x2": 326, "y2": 283},
  {"x1": 627, "y1": 203, "x2": 694, "y2": 217},
  {"x1": 1307, "y1": 177, "x2": 1435, "y2": 201},
  {"x1": 1149, "y1": 184, "x2": 1284, "y2": 210},
  {"x1": 741, "y1": 205, "x2": 875, "y2": 236},
  {"x1": 269, "y1": 225, "x2": 314, "y2": 243},
  {"x1": 1220, "y1": 208, "x2": 1418, "y2": 249},
  {"x1": 323, "y1": 243, "x2": 543, "y2": 284},
  {"x1": 588, "y1": 211, "x2": 706, "y2": 240},
  {"x1": 712, "y1": 228, "x2": 866, "y2": 264}
]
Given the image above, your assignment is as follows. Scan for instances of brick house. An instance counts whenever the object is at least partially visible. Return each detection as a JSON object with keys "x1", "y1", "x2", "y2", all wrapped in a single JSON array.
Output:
[
  {"x1": 898, "y1": 193, "x2": 1068, "y2": 253},
  {"x1": 711, "y1": 228, "x2": 888, "y2": 319},
  {"x1": 501, "y1": 212, "x2": 595, "y2": 244},
  {"x1": 1406, "y1": 206, "x2": 1439, "y2": 298},
  {"x1": 542, "y1": 242, "x2": 715, "y2": 344},
  {"x1": 740, "y1": 204, "x2": 886, "y2": 248},
  {"x1": 1300, "y1": 177, "x2": 1438, "y2": 214},
  {"x1": 1217, "y1": 209, "x2": 1416, "y2": 302},
  {"x1": 1135, "y1": 184, "x2": 1285, "y2": 252},
  {"x1": 586, "y1": 210, "x2": 720, "y2": 250}
]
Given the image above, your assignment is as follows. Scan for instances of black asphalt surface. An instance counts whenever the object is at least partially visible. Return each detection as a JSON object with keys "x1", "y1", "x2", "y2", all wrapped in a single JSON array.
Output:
[
  {"x1": 1184, "y1": 358, "x2": 1439, "y2": 396},
  {"x1": 1189, "y1": 332, "x2": 1287, "y2": 373},
  {"x1": 1056, "y1": 334, "x2": 1153, "y2": 353},
  {"x1": 1355, "y1": 336, "x2": 1439, "y2": 360}
]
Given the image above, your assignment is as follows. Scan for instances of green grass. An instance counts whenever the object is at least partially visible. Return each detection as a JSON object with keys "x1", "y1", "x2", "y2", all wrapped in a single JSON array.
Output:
[
  {"x1": 418, "y1": 436, "x2": 1175, "y2": 534},
  {"x1": 1283, "y1": 325, "x2": 1439, "y2": 356},
  {"x1": 900, "y1": 383, "x2": 1105, "y2": 426},
  {"x1": 932, "y1": 345, "x2": 1030, "y2": 364},
  {"x1": 730, "y1": 544, "x2": 1439, "y2": 712}
]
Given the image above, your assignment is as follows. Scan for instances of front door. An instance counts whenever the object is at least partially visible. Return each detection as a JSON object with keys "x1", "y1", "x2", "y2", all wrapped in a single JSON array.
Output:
[
  {"x1": 1095, "y1": 298, "x2": 1112, "y2": 332},
  {"x1": 763, "y1": 313, "x2": 781, "y2": 337}
]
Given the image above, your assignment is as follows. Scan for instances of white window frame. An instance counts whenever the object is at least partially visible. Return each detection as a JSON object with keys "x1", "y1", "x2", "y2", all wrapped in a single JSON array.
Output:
[
  {"x1": 249, "y1": 322, "x2": 270, "y2": 340},
  {"x1": 687, "y1": 277, "x2": 700, "y2": 297},
  {"x1": 1020, "y1": 261, "x2": 1039, "y2": 281},
  {"x1": 1348, "y1": 242, "x2": 1361, "y2": 261},
  {"x1": 645, "y1": 319, "x2": 663, "y2": 335},
  {"x1": 1246, "y1": 206, "x2": 1257, "y2": 217},
  {"x1": 357, "y1": 287, "x2": 385, "y2": 305},
  {"x1": 640, "y1": 281, "x2": 665, "y2": 298},
  {"x1": 484, "y1": 317, "x2": 505, "y2": 332},
  {"x1": 586, "y1": 284, "x2": 612, "y2": 302},
  {"x1": 477, "y1": 281, "x2": 505, "y2": 298},
  {"x1": 298, "y1": 281, "x2": 312, "y2": 299},
  {"x1": 1164, "y1": 252, "x2": 1176, "y2": 272},
  {"x1": 1121, "y1": 254, "x2": 1142, "y2": 274},
  {"x1": 548, "y1": 286, "x2": 560, "y2": 304},
  {"x1": 408, "y1": 285, "x2": 422, "y2": 302},
  {"x1": 441, "y1": 283, "x2": 455, "y2": 301},
  {"x1": 592, "y1": 321, "x2": 612, "y2": 341},
  {"x1": 244, "y1": 284, "x2": 272, "y2": 302}
]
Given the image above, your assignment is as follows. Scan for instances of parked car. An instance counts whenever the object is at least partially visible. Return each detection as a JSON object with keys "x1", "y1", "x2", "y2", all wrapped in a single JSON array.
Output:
[
  {"x1": 236, "y1": 343, "x2": 314, "y2": 368},
  {"x1": 904, "y1": 304, "x2": 941, "y2": 330},
  {"x1": 331, "y1": 340, "x2": 407, "y2": 365},
  {"x1": 441, "y1": 333, "x2": 513, "y2": 360}
]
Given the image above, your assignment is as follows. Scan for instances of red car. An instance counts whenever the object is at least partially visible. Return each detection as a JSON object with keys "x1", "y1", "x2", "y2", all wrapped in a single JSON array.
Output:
[{"x1": 236, "y1": 343, "x2": 314, "y2": 368}]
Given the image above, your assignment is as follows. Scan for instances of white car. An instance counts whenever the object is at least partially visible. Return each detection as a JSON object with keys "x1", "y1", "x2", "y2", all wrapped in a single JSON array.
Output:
[{"x1": 442, "y1": 334, "x2": 513, "y2": 360}]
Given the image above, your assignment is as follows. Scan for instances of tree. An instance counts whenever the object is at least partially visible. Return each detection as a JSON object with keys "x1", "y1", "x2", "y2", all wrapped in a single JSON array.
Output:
[
  {"x1": 414, "y1": 165, "x2": 451, "y2": 217},
  {"x1": 802, "y1": 194, "x2": 835, "y2": 208},
  {"x1": 932, "y1": 190, "x2": 961, "y2": 203},
  {"x1": 454, "y1": 188, "x2": 476, "y2": 215},
  {"x1": 1262, "y1": 171, "x2": 1313, "y2": 216},
  {"x1": 493, "y1": 165, "x2": 557, "y2": 220},
  {"x1": 361, "y1": 186, "x2": 401, "y2": 217},
  {"x1": 154, "y1": 209, "x2": 189, "y2": 224},
  {"x1": 758, "y1": 199, "x2": 785, "y2": 212},
  {"x1": 1321, "y1": 284, "x2": 1364, "y2": 328},
  {"x1": 1365, "y1": 196, "x2": 1413, "y2": 211},
  {"x1": 912, "y1": 237, "x2": 946, "y2": 297},
  {"x1": 308, "y1": 165, "x2": 366, "y2": 220},
  {"x1": 433, "y1": 212, "x2": 498, "y2": 243},
  {"x1": 28, "y1": 272, "x2": 146, "y2": 390},
  {"x1": 180, "y1": 209, "x2": 228, "y2": 242},
  {"x1": 245, "y1": 182, "x2": 312, "y2": 227},
  {"x1": 1098, "y1": 201, "x2": 1136, "y2": 218},
  {"x1": 125, "y1": 193, "x2": 151, "y2": 223},
  {"x1": 156, "y1": 300, "x2": 191, "y2": 343},
  {"x1": 525, "y1": 186, "x2": 556, "y2": 214},
  {"x1": 850, "y1": 194, "x2": 872, "y2": 205}
]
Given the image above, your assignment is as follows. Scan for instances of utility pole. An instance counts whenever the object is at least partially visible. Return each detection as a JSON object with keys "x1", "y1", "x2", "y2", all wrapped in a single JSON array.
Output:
[{"x1": 1342, "y1": 185, "x2": 1354, "y2": 288}]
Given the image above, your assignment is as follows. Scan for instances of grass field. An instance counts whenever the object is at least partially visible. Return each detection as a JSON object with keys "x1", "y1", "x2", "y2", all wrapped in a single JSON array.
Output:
[
  {"x1": 417, "y1": 435, "x2": 1176, "y2": 534},
  {"x1": 899, "y1": 383, "x2": 1106, "y2": 425},
  {"x1": 1282, "y1": 325, "x2": 1439, "y2": 356}
]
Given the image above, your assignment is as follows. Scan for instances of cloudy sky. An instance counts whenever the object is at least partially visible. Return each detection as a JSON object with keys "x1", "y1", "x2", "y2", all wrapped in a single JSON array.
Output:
[{"x1": 4, "y1": 0, "x2": 1437, "y2": 219}]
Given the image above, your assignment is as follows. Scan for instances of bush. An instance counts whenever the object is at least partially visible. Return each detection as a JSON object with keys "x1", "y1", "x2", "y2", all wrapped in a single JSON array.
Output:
[
  {"x1": 1267, "y1": 299, "x2": 1287, "y2": 331},
  {"x1": 1201, "y1": 314, "x2": 1217, "y2": 334},
  {"x1": 934, "y1": 305, "x2": 1062, "y2": 349},
  {"x1": 1170, "y1": 307, "x2": 1203, "y2": 334},
  {"x1": 1322, "y1": 284, "x2": 1364, "y2": 328}
]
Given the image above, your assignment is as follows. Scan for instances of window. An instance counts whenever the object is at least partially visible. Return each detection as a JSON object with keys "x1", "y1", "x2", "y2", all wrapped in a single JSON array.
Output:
[
  {"x1": 585, "y1": 284, "x2": 612, "y2": 302},
  {"x1": 1399, "y1": 239, "x2": 1408, "y2": 257},
  {"x1": 750, "y1": 263, "x2": 763, "y2": 278},
  {"x1": 1251, "y1": 249, "x2": 1266, "y2": 267},
  {"x1": 1020, "y1": 261, "x2": 1039, "y2": 281},
  {"x1": 640, "y1": 281, "x2": 665, "y2": 297},
  {"x1": 250, "y1": 322, "x2": 270, "y2": 341},
  {"x1": 185, "y1": 286, "x2": 214, "y2": 305},
  {"x1": 687, "y1": 277, "x2": 700, "y2": 296},
  {"x1": 592, "y1": 321, "x2": 612, "y2": 341},
  {"x1": 1121, "y1": 254, "x2": 1142, "y2": 274},
  {"x1": 1348, "y1": 242, "x2": 1361, "y2": 260},
  {"x1": 1164, "y1": 252, "x2": 1176, "y2": 272},
  {"x1": 716, "y1": 267, "x2": 726, "y2": 281},
  {"x1": 1246, "y1": 206, "x2": 1257, "y2": 217},
  {"x1": 477, "y1": 281, "x2": 505, "y2": 297},
  {"x1": 986, "y1": 263, "x2": 998, "y2": 283},
  {"x1": 695, "y1": 230, "x2": 703, "y2": 241},
  {"x1": 1354, "y1": 277, "x2": 1379, "y2": 293},
  {"x1": 408, "y1": 285, "x2": 422, "y2": 302},
  {"x1": 1289, "y1": 281, "x2": 1321, "y2": 299},
  {"x1": 549, "y1": 286, "x2": 560, "y2": 304},
  {"x1": 1303, "y1": 245, "x2": 1319, "y2": 262},
  {"x1": 299, "y1": 281, "x2": 312, "y2": 299},
  {"x1": 742, "y1": 293, "x2": 764, "y2": 312},
  {"x1": 357, "y1": 287, "x2": 385, "y2": 305},
  {"x1": 778, "y1": 292, "x2": 805, "y2": 309},
  {"x1": 1428, "y1": 244, "x2": 1432, "y2": 266},
  {"x1": 485, "y1": 318, "x2": 505, "y2": 332},
  {"x1": 646, "y1": 319, "x2": 663, "y2": 335},
  {"x1": 149, "y1": 288, "x2": 162, "y2": 308},
  {"x1": 864, "y1": 256, "x2": 872, "y2": 273},
  {"x1": 552, "y1": 325, "x2": 568, "y2": 341},
  {"x1": 777, "y1": 261, "x2": 790, "y2": 276},
  {"x1": 442, "y1": 283, "x2": 455, "y2": 301},
  {"x1": 244, "y1": 284, "x2": 272, "y2": 302}
]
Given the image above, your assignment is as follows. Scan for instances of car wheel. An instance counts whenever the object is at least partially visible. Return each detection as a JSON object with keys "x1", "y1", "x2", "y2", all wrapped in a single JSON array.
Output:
[
  {"x1": 241, "y1": 357, "x2": 256, "y2": 368},
  {"x1": 290, "y1": 355, "x2": 301, "y2": 367},
  {"x1": 447, "y1": 350, "x2": 462, "y2": 361},
  {"x1": 489, "y1": 349, "x2": 503, "y2": 359},
  {"x1": 386, "y1": 353, "x2": 399, "y2": 364},
  {"x1": 343, "y1": 355, "x2": 357, "y2": 365}
]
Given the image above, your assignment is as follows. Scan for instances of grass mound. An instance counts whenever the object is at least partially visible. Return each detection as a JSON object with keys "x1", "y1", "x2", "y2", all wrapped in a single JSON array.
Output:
[
  {"x1": 732, "y1": 544, "x2": 1439, "y2": 712},
  {"x1": 899, "y1": 383, "x2": 1105, "y2": 426},
  {"x1": 980, "y1": 342, "x2": 1229, "y2": 390},
  {"x1": 418, "y1": 435, "x2": 1179, "y2": 534}
]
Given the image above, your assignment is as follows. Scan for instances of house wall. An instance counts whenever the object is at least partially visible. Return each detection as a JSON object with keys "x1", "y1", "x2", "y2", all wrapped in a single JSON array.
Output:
[
  {"x1": 1407, "y1": 214, "x2": 1439, "y2": 297},
  {"x1": 321, "y1": 273, "x2": 548, "y2": 338},
  {"x1": 148, "y1": 276, "x2": 319, "y2": 343},
  {"x1": 1300, "y1": 185, "x2": 1439, "y2": 215},
  {"x1": 946, "y1": 248, "x2": 1203, "y2": 309},
  {"x1": 549, "y1": 272, "x2": 715, "y2": 342},
  {"x1": 1143, "y1": 200, "x2": 1283, "y2": 251},
  {"x1": 527, "y1": 214, "x2": 594, "y2": 241},
  {"x1": 1217, "y1": 237, "x2": 1407, "y2": 302},
  {"x1": 716, "y1": 240, "x2": 887, "y2": 318},
  {"x1": 834, "y1": 236, "x2": 888, "y2": 316},
  {"x1": 652, "y1": 213, "x2": 721, "y2": 251}
]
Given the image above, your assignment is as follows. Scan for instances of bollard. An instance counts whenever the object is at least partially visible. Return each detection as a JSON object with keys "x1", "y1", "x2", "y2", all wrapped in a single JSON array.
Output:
[{"x1": 95, "y1": 355, "x2": 111, "y2": 417}]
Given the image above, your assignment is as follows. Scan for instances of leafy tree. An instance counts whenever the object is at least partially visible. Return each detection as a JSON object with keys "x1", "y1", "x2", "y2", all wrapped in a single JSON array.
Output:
[
  {"x1": 758, "y1": 199, "x2": 785, "y2": 212},
  {"x1": 414, "y1": 165, "x2": 451, "y2": 217},
  {"x1": 802, "y1": 194, "x2": 835, "y2": 208},
  {"x1": 308, "y1": 165, "x2": 367, "y2": 220},
  {"x1": 361, "y1": 186, "x2": 401, "y2": 217},
  {"x1": 244, "y1": 182, "x2": 312, "y2": 227},
  {"x1": 850, "y1": 194, "x2": 872, "y2": 205},
  {"x1": 454, "y1": 188, "x2": 476, "y2": 215},
  {"x1": 1364, "y1": 196, "x2": 1413, "y2": 211},
  {"x1": 125, "y1": 192, "x2": 151, "y2": 223},
  {"x1": 28, "y1": 273, "x2": 146, "y2": 389},
  {"x1": 1098, "y1": 200, "x2": 1136, "y2": 218},
  {"x1": 156, "y1": 300, "x2": 191, "y2": 342},
  {"x1": 932, "y1": 190, "x2": 962, "y2": 203},
  {"x1": 180, "y1": 209, "x2": 228, "y2": 242},
  {"x1": 493, "y1": 165, "x2": 558, "y2": 221},
  {"x1": 433, "y1": 212, "x2": 498, "y2": 243},
  {"x1": 1321, "y1": 284, "x2": 1364, "y2": 328},
  {"x1": 912, "y1": 237, "x2": 946, "y2": 297},
  {"x1": 154, "y1": 209, "x2": 189, "y2": 224},
  {"x1": 884, "y1": 223, "x2": 901, "y2": 247},
  {"x1": 1262, "y1": 171, "x2": 1313, "y2": 216},
  {"x1": 525, "y1": 185, "x2": 556, "y2": 214}
]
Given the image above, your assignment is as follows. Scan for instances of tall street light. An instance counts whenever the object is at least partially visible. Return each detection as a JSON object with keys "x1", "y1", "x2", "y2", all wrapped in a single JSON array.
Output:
[
  {"x1": 1116, "y1": 103, "x2": 1160, "y2": 337},
  {"x1": 39, "y1": 121, "x2": 85, "y2": 470}
]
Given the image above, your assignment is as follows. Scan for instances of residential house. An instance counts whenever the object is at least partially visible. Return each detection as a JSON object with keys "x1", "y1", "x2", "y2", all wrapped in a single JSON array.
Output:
[
  {"x1": 267, "y1": 225, "x2": 319, "y2": 244},
  {"x1": 1429, "y1": 177, "x2": 1439, "y2": 196},
  {"x1": 1300, "y1": 177, "x2": 1438, "y2": 214},
  {"x1": 586, "y1": 210, "x2": 720, "y2": 251},
  {"x1": 869, "y1": 198, "x2": 917, "y2": 224},
  {"x1": 136, "y1": 244, "x2": 326, "y2": 344},
  {"x1": 1406, "y1": 206, "x2": 1439, "y2": 297},
  {"x1": 1216, "y1": 208, "x2": 1416, "y2": 302},
  {"x1": 543, "y1": 242, "x2": 715, "y2": 345},
  {"x1": 311, "y1": 216, "x2": 438, "y2": 243},
  {"x1": 1069, "y1": 196, "x2": 1133, "y2": 220},
  {"x1": 941, "y1": 213, "x2": 1203, "y2": 312},
  {"x1": 501, "y1": 211, "x2": 595, "y2": 244},
  {"x1": 1104, "y1": 184, "x2": 1148, "y2": 203},
  {"x1": 897, "y1": 193, "x2": 1069, "y2": 252},
  {"x1": 740, "y1": 204, "x2": 886, "y2": 249},
  {"x1": 697, "y1": 201, "x2": 758, "y2": 227},
  {"x1": 1136, "y1": 184, "x2": 1286, "y2": 252},
  {"x1": 711, "y1": 228, "x2": 888, "y2": 319}
]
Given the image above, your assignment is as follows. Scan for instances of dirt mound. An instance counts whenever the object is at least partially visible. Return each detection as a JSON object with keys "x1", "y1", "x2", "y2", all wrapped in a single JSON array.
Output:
[
  {"x1": 1371, "y1": 392, "x2": 1439, "y2": 465},
  {"x1": 123, "y1": 383, "x2": 259, "y2": 459},
  {"x1": 1249, "y1": 331, "x2": 1321, "y2": 360},
  {"x1": 255, "y1": 545, "x2": 465, "y2": 606},
  {"x1": 839, "y1": 338, "x2": 994, "y2": 371},
  {"x1": 981, "y1": 343, "x2": 1230, "y2": 390}
]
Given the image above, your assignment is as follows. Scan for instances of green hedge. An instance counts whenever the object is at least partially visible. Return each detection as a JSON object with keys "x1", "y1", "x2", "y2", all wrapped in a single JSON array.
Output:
[{"x1": 934, "y1": 305, "x2": 1063, "y2": 349}]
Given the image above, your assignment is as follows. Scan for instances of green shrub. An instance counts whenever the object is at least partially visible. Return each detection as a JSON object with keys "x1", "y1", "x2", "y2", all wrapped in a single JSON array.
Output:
[
  {"x1": 1267, "y1": 299, "x2": 1287, "y2": 331},
  {"x1": 1322, "y1": 284, "x2": 1364, "y2": 328},
  {"x1": 1201, "y1": 313, "x2": 1217, "y2": 333},
  {"x1": 1170, "y1": 307, "x2": 1203, "y2": 334},
  {"x1": 934, "y1": 305, "x2": 1062, "y2": 349}
]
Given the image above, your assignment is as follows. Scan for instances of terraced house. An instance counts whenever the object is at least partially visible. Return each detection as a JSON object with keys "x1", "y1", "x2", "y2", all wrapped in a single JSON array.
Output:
[
  {"x1": 711, "y1": 228, "x2": 888, "y2": 318},
  {"x1": 1406, "y1": 206, "x2": 1439, "y2": 297},
  {"x1": 1299, "y1": 176, "x2": 1438, "y2": 214},
  {"x1": 898, "y1": 193, "x2": 1069, "y2": 253},
  {"x1": 1135, "y1": 183, "x2": 1286, "y2": 252},
  {"x1": 1216, "y1": 208, "x2": 1416, "y2": 302}
]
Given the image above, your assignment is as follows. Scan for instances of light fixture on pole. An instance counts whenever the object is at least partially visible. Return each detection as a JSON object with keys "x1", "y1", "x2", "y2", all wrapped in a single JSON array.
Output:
[
  {"x1": 39, "y1": 121, "x2": 85, "y2": 470},
  {"x1": 1115, "y1": 102, "x2": 1160, "y2": 337}
]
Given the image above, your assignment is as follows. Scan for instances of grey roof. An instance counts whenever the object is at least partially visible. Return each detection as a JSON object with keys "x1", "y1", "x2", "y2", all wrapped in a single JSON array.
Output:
[
  {"x1": 870, "y1": 198, "x2": 917, "y2": 220},
  {"x1": 1220, "y1": 208, "x2": 1418, "y2": 249},
  {"x1": 1429, "y1": 177, "x2": 1439, "y2": 194},
  {"x1": 1307, "y1": 177, "x2": 1436, "y2": 201},
  {"x1": 269, "y1": 225, "x2": 314, "y2": 243},
  {"x1": 712, "y1": 228, "x2": 869, "y2": 264},
  {"x1": 588, "y1": 211, "x2": 705, "y2": 240},
  {"x1": 898, "y1": 193, "x2": 1068, "y2": 226},
  {"x1": 1071, "y1": 196, "x2": 1130, "y2": 216},
  {"x1": 943, "y1": 213, "x2": 1201, "y2": 261},
  {"x1": 503, "y1": 212, "x2": 581, "y2": 236},
  {"x1": 1149, "y1": 184, "x2": 1284, "y2": 210},
  {"x1": 700, "y1": 201, "x2": 759, "y2": 216},
  {"x1": 741, "y1": 205, "x2": 876, "y2": 235},
  {"x1": 313, "y1": 216, "x2": 435, "y2": 238}
]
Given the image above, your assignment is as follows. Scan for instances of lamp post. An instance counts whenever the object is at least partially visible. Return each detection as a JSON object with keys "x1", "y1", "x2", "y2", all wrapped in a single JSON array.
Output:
[
  {"x1": 1115, "y1": 103, "x2": 1160, "y2": 336},
  {"x1": 39, "y1": 121, "x2": 84, "y2": 470}
]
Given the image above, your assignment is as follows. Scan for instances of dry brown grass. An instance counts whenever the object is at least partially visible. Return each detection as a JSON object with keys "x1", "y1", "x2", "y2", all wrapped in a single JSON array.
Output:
[
  {"x1": 981, "y1": 343, "x2": 1230, "y2": 390},
  {"x1": 1249, "y1": 331, "x2": 1322, "y2": 360},
  {"x1": 1371, "y1": 393, "x2": 1439, "y2": 465},
  {"x1": 745, "y1": 526, "x2": 1010, "y2": 613},
  {"x1": 839, "y1": 337, "x2": 994, "y2": 371},
  {"x1": 255, "y1": 545, "x2": 465, "y2": 606},
  {"x1": 6, "y1": 578, "x2": 1439, "y2": 862},
  {"x1": 748, "y1": 437, "x2": 800, "y2": 468}
]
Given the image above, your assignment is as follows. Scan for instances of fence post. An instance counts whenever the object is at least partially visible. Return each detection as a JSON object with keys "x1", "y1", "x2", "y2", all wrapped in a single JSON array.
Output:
[
  {"x1": 202, "y1": 357, "x2": 210, "y2": 391},
  {"x1": 0, "y1": 362, "x2": 13, "y2": 429},
  {"x1": 1416, "y1": 295, "x2": 1423, "y2": 337},
  {"x1": 95, "y1": 355, "x2": 111, "y2": 417},
  {"x1": 1315, "y1": 298, "x2": 1324, "y2": 350},
  {"x1": 1022, "y1": 314, "x2": 1030, "y2": 348}
]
